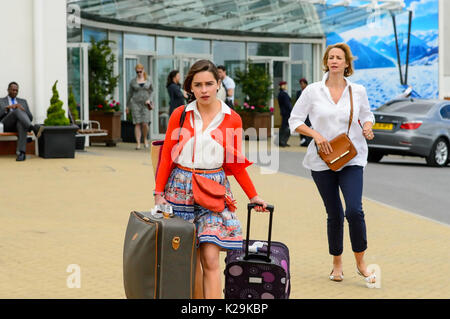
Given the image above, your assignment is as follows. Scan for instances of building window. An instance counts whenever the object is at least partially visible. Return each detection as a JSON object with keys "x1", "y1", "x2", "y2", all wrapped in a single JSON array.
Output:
[
  {"x1": 157, "y1": 36, "x2": 173, "y2": 55},
  {"x1": 213, "y1": 41, "x2": 245, "y2": 72},
  {"x1": 290, "y1": 43, "x2": 313, "y2": 99},
  {"x1": 175, "y1": 37, "x2": 210, "y2": 55},
  {"x1": 213, "y1": 41, "x2": 246, "y2": 105},
  {"x1": 82, "y1": 27, "x2": 107, "y2": 43},
  {"x1": 155, "y1": 59, "x2": 174, "y2": 134},
  {"x1": 124, "y1": 33, "x2": 155, "y2": 52},
  {"x1": 109, "y1": 31, "x2": 124, "y2": 113},
  {"x1": 291, "y1": 43, "x2": 313, "y2": 61},
  {"x1": 68, "y1": 27, "x2": 81, "y2": 43},
  {"x1": 248, "y1": 42, "x2": 289, "y2": 57}
]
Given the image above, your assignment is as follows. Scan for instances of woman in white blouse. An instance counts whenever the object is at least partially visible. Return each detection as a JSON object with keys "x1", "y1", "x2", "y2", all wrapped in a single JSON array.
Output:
[{"x1": 289, "y1": 43, "x2": 376, "y2": 285}]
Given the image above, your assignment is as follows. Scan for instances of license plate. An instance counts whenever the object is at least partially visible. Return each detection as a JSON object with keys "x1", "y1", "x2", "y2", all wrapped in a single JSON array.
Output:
[{"x1": 373, "y1": 123, "x2": 393, "y2": 130}]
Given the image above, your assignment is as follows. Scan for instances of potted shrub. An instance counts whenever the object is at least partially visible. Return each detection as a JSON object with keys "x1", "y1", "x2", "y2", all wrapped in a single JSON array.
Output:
[
  {"x1": 234, "y1": 62, "x2": 273, "y2": 139},
  {"x1": 68, "y1": 86, "x2": 85, "y2": 150},
  {"x1": 87, "y1": 39, "x2": 122, "y2": 146},
  {"x1": 38, "y1": 81, "x2": 78, "y2": 158}
]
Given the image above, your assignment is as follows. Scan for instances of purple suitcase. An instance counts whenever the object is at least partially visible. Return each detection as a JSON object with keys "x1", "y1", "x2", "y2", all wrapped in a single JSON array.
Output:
[{"x1": 224, "y1": 204, "x2": 290, "y2": 299}]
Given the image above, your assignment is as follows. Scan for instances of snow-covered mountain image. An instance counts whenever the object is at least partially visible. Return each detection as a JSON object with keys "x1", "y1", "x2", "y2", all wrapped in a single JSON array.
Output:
[
  {"x1": 349, "y1": 63, "x2": 438, "y2": 109},
  {"x1": 346, "y1": 38, "x2": 396, "y2": 69},
  {"x1": 327, "y1": 30, "x2": 438, "y2": 70},
  {"x1": 327, "y1": 30, "x2": 438, "y2": 108}
]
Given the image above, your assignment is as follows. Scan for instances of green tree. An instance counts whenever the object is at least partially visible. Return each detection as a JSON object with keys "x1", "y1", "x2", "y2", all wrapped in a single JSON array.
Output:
[
  {"x1": 44, "y1": 81, "x2": 70, "y2": 126},
  {"x1": 235, "y1": 62, "x2": 273, "y2": 111},
  {"x1": 88, "y1": 39, "x2": 119, "y2": 110},
  {"x1": 68, "y1": 86, "x2": 79, "y2": 121}
]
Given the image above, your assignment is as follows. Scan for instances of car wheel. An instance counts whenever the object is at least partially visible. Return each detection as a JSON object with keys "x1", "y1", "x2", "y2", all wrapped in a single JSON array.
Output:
[
  {"x1": 367, "y1": 150, "x2": 384, "y2": 163},
  {"x1": 426, "y1": 138, "x2": 449, "y2": 167}
]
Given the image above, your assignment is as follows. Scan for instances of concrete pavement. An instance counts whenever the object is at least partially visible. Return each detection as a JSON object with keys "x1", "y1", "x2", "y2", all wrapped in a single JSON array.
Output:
[{"x1": 1, "y1": 140, "x2": 449, "y2": 298}]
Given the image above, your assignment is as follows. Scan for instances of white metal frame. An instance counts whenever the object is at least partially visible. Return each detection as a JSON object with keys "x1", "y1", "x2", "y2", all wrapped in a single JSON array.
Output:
[
  {"x1": 123, "y1": 54, "x2": 139, "y2": 114},
  {"x1": 67, "y1": 42, "x2": 90, "y2": 146}
]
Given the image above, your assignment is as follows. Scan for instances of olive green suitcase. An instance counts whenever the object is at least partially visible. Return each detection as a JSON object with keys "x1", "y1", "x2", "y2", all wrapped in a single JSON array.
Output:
[{"x1": 123, "y1": 211, "x2": 197, "y2": 299}]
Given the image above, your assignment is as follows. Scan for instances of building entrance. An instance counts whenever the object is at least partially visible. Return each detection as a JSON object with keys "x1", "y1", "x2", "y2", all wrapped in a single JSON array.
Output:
[
  {"x1": 248, "y1": 56, "x2": 312, "y2": 129},
  {"x1": 151, "y1": 54, "x2": 212, "y2": 138},
  {"x1": 248, "y1": 57, "x2": 287, "y2": 130}
]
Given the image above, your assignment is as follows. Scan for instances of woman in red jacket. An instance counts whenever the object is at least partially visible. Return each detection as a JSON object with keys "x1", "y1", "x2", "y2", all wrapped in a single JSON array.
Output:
[{"x1": 154, "y1": 60, "x2": 268, "y2": 299}]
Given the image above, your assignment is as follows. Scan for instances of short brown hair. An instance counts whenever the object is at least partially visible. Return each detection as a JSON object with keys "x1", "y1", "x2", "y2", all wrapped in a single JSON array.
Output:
[
  {"x1": 183, "y1": 60, "x2": 220, "y2": 102},
  {"x1": 322, "y1": 43, "x2": 354, "y2": 77}
]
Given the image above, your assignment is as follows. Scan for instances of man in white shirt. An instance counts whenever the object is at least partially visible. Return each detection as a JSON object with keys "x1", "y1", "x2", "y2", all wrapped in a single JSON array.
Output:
[
  {"x1": 216, "y1": 82, "x2": 226, "y2": 102},
  {"x1": 217, "y1": 65, "x2": 235, "y2": 109}
]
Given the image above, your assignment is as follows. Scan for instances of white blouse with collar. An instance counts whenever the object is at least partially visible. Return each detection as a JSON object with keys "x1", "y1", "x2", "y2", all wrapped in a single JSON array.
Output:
[
  {"x1": 288, "y1": 72, "x2": 375, "y2": 172},
  {"x1": 175, "y1": 100, "x2": 231, "y2": 169}
]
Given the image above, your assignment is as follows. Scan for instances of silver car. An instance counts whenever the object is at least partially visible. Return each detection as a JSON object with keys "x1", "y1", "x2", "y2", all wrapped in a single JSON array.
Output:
[{"x1": 367, "y1": 98, "x2": 450, "y2": 167}]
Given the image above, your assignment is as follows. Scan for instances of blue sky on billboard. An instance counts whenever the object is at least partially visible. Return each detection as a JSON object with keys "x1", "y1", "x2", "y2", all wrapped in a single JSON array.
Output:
[
  {"x1": 403, "y1": 0, "x2": 438, "y2": 29},
  {"x1": 334, "y1": 0, "x2": 437, "y2": 41}
]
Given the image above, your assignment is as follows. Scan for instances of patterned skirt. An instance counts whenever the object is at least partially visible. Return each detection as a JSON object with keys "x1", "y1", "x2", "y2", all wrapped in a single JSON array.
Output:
[{"x1": 164, "y1": 165, "x2": 243, "y2": 250}]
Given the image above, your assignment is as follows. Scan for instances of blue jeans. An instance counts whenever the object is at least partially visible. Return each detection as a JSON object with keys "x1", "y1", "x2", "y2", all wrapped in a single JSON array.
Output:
[{"x1": 311, "y1": 165, "x2": 367, "y2": 256}]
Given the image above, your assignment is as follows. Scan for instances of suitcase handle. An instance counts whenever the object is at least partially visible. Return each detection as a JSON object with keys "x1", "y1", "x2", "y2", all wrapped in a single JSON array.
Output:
[{"x1": 244, "y1": 203, "x2": 274, "y2": 263}]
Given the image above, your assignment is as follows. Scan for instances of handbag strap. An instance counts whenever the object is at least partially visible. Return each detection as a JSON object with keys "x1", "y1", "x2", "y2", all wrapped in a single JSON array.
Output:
[
  {"x1": 347, "y1": 85, "x2": 354, "y2": 136},
  {"x1": 191, "y1": 111, "x2": 198, "y2": 167},
  {"x1": 177, "y1": 105, "x2": 187, "y2": 141}
]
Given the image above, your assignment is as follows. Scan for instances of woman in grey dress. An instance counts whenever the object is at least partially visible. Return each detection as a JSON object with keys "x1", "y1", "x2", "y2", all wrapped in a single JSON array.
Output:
[{"x1": 126, "y1": 64, "x2": 153, "y2": 150}]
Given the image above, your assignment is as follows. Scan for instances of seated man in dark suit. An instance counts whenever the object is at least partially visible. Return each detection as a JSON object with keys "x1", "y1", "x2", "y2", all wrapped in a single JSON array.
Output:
[{"x1": 0, "y1": 82, "x2": 40, "y2": 161}]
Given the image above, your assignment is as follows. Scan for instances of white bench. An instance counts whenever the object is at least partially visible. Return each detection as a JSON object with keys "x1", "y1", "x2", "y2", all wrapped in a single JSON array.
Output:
[
  {"x1": 75, "y1": 120, "x2": 108, "y2": 138},
  {"x1": 0, "y1": 132, "x2": 38, "y2": 156}
]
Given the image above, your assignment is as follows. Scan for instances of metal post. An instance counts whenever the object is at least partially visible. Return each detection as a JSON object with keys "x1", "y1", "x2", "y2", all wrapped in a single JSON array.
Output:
[
  {"x1": 391, "y1": 12, "x2": 404, "y2": 85},
  {"x1": 404, "y1": 10, "x2": 413, "y2": 86}
]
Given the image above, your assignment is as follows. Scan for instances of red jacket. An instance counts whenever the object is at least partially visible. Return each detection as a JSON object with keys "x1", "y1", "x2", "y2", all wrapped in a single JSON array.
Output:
[{"x1": 155, "y1": 105, "x2": 258, "y2": 199}]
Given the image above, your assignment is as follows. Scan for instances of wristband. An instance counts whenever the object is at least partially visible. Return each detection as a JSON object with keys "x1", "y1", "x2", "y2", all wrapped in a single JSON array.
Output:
[{"x1": 153, "y1": 190, "x2": 164, "y2": 196}]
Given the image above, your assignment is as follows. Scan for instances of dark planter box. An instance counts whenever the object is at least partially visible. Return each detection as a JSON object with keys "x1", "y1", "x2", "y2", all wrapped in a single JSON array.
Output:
[
  {"x1": 38, "y1": 125, "x2": 78, "y2": 158},
  {"x1": 75, "y1": 135, "x2": 86, "y2": 150},
  {"x1": 237, "y1": 111, "x2": 272, "y2": 140},
  {"x1": 121, "y1": 120, "x2": 151, "y2": 143},
  {"x1": 121, "y1": 120, "x2": 136, "y2": 143}
]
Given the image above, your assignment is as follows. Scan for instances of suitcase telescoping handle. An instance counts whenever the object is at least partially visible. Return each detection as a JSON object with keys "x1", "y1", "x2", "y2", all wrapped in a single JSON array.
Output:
[{"x1": 244, "y1": 203, "x2": 274, "y2": 263}]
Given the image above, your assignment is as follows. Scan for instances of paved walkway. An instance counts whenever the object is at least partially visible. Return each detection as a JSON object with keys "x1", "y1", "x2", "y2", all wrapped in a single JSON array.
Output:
[{"x1": 1, "y1": 141, "x2": 449, "y2": 298}]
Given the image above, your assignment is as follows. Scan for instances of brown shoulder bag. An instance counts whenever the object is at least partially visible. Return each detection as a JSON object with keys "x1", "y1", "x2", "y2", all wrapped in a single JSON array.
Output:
[{"x1": 317, "y1": 85, "x2": 357, "y2": 171}]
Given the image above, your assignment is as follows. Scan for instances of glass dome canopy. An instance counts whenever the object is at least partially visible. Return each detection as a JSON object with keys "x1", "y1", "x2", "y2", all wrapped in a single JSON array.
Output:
[{"x1": 69, "y1": 0, "x2": 405, "y2": 38}]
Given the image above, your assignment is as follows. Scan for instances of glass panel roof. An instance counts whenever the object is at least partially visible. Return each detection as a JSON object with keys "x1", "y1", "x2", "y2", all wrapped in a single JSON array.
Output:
[{"x1": 69, "y1": 0, "x2": 405, "y2": 38}]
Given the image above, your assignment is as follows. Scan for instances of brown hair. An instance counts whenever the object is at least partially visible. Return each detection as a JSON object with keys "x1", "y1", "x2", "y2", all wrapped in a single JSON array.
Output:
[
  {"x1": 183, "y1": 60, "x2": 220, "y2": 102},
  {"x1": 322, "y1": 43, "x2": 354, "y2": 77},
  {"x1": 135, "y1": 63, "x2": 147, "y2": 80}
]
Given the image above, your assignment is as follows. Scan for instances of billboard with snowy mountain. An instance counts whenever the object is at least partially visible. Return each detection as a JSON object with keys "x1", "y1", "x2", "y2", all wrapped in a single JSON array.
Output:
[{"x1": 326, "y1": 0, "x2": 438, "y2": 109}]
